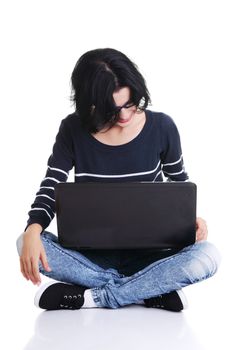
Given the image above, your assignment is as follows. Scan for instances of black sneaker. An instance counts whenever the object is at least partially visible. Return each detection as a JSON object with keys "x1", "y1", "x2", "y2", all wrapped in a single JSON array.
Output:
[
  {"x1": 144, "y1": 290, "x2": 188, "y2": 312},
  {"x1": 34, "y1": 281, "x2": 87, "y2": 310}
]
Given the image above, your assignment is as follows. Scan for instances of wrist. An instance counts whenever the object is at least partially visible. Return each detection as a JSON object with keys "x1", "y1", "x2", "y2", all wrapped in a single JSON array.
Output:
[{"x1": 25, "y1": 223, "x2": 43, "y2": 236}]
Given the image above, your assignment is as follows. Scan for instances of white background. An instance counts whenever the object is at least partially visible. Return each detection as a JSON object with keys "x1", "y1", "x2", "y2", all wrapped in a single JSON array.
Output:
[{"x1": 0, "y1": 1, "x2": 232, "y2": 349}]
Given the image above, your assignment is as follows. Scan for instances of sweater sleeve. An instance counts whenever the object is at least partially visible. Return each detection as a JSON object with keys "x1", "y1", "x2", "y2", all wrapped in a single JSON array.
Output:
[
  {"x1": 160, "y1": 114, "x2": 189, "y2": 182},
  {"x1": 24, "y1": 117, "x2": 74, "y2": 232}
]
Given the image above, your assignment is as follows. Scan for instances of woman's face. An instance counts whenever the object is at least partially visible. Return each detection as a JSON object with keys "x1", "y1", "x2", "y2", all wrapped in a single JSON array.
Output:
[{"x1": 112, "y1": 87, "x2": 137, "y2": 127}]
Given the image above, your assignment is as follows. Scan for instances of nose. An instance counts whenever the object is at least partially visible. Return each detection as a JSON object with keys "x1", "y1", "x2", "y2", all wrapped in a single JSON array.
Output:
[{"x1": 118, "y1": 107, "x2": 131, "y2": 119}]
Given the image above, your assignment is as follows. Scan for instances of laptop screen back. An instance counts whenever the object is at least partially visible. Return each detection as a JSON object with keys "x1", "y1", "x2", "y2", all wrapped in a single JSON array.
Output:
[{"x1": 55, "y1": 182, "x2": 196, "y2": 250}]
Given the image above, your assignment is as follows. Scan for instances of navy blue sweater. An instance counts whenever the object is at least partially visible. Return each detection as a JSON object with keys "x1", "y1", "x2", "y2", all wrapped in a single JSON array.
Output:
[{"x1": 25, "y1": 110, "x2": 189, "y2": 231}]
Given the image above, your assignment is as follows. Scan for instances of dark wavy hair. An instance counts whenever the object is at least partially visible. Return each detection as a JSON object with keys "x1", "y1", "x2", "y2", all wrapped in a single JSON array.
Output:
[{"x1": 70, "y1": 48, "x2": 151, "y2": 133}]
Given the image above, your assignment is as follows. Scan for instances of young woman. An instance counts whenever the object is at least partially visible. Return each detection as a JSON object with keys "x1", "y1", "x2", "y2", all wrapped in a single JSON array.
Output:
[{"x1": 16, "y1": 48, "x2": 221, "y2": 312}]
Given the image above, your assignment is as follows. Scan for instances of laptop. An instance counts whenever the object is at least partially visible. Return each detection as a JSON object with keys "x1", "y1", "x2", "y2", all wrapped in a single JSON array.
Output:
[{"x1": 54, "y1": 181, "x2": 196, "y2": 250}]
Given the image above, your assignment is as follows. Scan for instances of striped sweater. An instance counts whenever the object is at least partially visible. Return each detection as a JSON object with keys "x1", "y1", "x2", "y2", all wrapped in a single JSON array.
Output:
[{"x1": 25, "y1": 110, "x2": 189, "y2": 232}]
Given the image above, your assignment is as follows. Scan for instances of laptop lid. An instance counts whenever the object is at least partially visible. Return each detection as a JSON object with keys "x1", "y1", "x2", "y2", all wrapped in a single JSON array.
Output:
[{"x1": 55, "y1": 182, "x2": 196, "y2": 250}]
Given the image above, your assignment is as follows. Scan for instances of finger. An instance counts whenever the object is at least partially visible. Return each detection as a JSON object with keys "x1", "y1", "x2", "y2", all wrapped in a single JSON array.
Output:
[
  {"x1": 20, "y1": 258, "x2": 29, "y2": 280},
  {"x1": 40, "y1": 249, "x2": 51, "y2": 272},
  {"x1": 31, "y1": 258, "x2": 41, "y2": 285},
  {"x1": 24, "y1": 259, "x2": 33, "y2": 283},
  {"x1": 196, "y1": 228, "x2": 202, "y2": 241},
  {"x1": 199, "y1": 231, "x2": 205, "y2": 240},
  {"x1": 29, "y1": 259, "x2": 40, "y2": 285},
  {"x1": 196, "y1": 222, "x2": 202, "y2": 231},
  {"x1": 25, "y1": 258, "x2": 37, "y2": 284},
  {"x1": 197, "y1": 228, "x2": 207, "y2": 241},
  {"x1": 21, "y1": 259, "x2": 31, "y2": 280}
]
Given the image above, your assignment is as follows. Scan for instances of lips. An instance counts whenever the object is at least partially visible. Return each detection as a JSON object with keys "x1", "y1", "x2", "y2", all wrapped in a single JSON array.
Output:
[{"x1": 118, "y1": 116, "x2": 132, "y2": 123}]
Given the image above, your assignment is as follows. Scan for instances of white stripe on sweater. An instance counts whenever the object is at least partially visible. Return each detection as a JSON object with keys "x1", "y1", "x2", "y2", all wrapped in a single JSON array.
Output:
[
  {"x1": 162, "y1": 155, "x2": 183, "y2": 167},
  {"x1": 40, "y1": 186, "x2": 55, "y2": 190},
  {"x1": 36, "y1": 194, "x2": 55, "y2": 202},
  {"x1": 153, "y1": 170, "x2": 162, "y2": 182},
  {"x1": 48, "y1": 166, "x2": 69, "y2": 177},
  {"x1": 163, "y1": 169, "x2": 185, "y2": 176},
  {"x1": 42, "y1": 177, "x2": 60, "y2": 183},
  {"x1": 75, "y1": 160, "x2": 161, "y2": 179}
]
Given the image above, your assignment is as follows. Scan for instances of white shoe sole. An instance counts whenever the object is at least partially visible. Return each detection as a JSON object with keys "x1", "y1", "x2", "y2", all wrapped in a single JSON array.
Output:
[{"x1": 177, "y1": 289, "x2": 188, "y2": 310}]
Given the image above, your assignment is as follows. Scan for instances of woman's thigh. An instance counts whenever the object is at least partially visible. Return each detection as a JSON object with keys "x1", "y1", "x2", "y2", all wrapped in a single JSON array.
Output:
[
  {"x1": 17, "y1": 231, "x2": 125, "y2": 287},
  {"x1": 117, "y1": 248, "x2": 181, "y2": 276}
]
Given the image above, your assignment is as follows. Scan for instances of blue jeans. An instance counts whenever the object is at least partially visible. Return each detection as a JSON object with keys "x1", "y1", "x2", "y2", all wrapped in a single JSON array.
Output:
[{"x1": 17, "y1": 231, "x2": 221, "y2": 309}]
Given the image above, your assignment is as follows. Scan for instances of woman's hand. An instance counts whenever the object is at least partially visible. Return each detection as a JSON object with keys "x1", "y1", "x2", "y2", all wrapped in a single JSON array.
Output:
[
  {"x1": 196, "y1": 217, "x2": 208, "y2": 242},
  {"x1": 20, "y1": 230, "x2": 51, "y2": 285}
]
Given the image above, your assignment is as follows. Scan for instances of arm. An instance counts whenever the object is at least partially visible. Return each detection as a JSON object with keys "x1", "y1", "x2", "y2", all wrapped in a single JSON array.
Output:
[
  {"x1": 25, "y1": 118, "x2": 74, "y2": 231},
  {"x1": 160, "y1": 115, "x2": 207, "y2": 241},
  {"x1": 20, "y1": 117, "x2": 74, "y2": 285},
  {"x1": 159, "y1": 115, "x2": 207, "y2": 241},
  {"x1": 160, "y1": 114, "x2": 189, "y2": 182}
]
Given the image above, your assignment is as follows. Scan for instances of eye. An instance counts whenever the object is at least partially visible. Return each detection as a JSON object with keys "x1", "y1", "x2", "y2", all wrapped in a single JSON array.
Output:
[
  {"x1": 106, "y1": 101, "x2": 135, "y2": 118},
  {"x1": 124, "y1": 102, "x2": 134, "y2": 109}
]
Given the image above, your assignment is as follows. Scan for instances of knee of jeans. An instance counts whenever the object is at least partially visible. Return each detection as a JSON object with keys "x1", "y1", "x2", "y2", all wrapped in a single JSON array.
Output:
[
  {"x1": 16, "y1": 233, "x2": 24, "y2": 256},
  {"x1": 190, "y1": 241, "x2": 222, "y2": 280}
]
